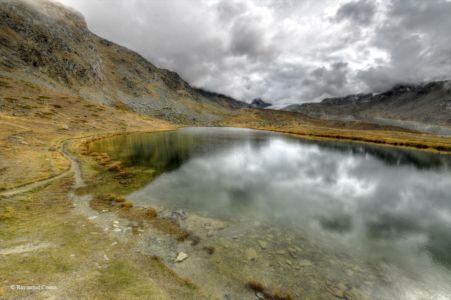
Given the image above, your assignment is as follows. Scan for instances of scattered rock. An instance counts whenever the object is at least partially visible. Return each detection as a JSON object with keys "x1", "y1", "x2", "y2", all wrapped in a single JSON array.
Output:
[
  {"x1": 175, "y1": 252, "x2": 189, "y2": 263},
  {"x1": 327, "y1": 282, "x2": 348, "y2": 298},
  {"x1": 223, "y1": 294, "x2": 232, "y2": 300},
  {"x1": 189, "y1": 235, "x2": 201, "y2": 246},
  {"x1": 255, "y1": 291, "x2": 265, "y2": 299},
  {"x1": 245, "y1": 247, "x2": 258, "y2": 261},
  {"x1": 258, "y1": 240, "x2": 267, "y2": 250},
  {"x1": 202, "y1": 246, "x2": 215, "y2": 255},
  {"x1": 299, "y1": 259, "x2": 313, "y2": 267},
  {"x1": 171, "y1": 210, "x2": 187, "y2": 221}
]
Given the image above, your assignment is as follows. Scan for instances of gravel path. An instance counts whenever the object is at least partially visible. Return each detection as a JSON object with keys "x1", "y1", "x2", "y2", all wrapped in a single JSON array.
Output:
[{"x1": 0, "y1": 140, "x2": 83, "y2": 197}]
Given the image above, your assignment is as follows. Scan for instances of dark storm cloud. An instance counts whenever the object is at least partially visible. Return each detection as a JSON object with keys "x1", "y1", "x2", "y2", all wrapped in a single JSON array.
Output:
[
  {"x1": 57, "y1": 0, "x2": 451, "y2": 105},
  {"x1": 334, "y1": 0, "x2": 377, "y2": 25}
]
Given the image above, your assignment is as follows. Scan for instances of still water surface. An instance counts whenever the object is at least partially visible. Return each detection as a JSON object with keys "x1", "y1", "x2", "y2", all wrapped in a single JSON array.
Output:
[{"x1": 91, "y1": 127, "x2": 451, "y2": 299}]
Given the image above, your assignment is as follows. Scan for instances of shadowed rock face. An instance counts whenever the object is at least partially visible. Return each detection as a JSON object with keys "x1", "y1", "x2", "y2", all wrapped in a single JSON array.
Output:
[
  {"x1": 250, "y1": 98, "x2": 271, "y2": 108},
  {"x1": 284, "y1": 81, "x2": 451, "y2": 129},
  {"x1": 0, "y1": 0, "x2": 247, "y2": 124}
]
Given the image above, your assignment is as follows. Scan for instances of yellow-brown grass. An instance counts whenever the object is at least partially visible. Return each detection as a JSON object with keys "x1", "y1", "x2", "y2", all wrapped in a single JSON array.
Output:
[{"x1": 224, "y1": 109, "x2": 451, "y2": 153}]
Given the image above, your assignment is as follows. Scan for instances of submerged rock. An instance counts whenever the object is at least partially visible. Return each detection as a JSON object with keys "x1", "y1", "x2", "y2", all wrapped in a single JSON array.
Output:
[
  {"x1": 245, "y1": 247, "x2": 258, "y2": 261},
  {"x1": 299, "y1": 259, "x2": 313, "y2": 267},
  {"x1": 258, "y1": 240, "x2": 267, "y2": 250},
  {"x1": 171, "y1": 210, "x2": 187, "y2": 221},
  {"x1": 255, "y1": 291, "x2": 265, "y2": 299}
]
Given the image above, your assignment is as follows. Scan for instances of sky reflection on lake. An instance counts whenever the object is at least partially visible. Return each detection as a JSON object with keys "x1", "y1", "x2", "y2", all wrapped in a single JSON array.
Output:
[{"x1": 92, "y1": 127, "x2": 451, "y2": 298}]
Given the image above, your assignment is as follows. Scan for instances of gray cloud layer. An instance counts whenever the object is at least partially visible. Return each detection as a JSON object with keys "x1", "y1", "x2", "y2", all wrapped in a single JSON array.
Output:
[{"x1": 57, "y1": 0, "x2": 451, "y2": 105}]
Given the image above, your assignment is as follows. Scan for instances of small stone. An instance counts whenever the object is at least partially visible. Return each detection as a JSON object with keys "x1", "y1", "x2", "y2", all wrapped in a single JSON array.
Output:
[
  {"x1": 103, "y1": 254, "x2": 110, "y2": 261},
  {"x1": 299, "y1": 259, "x2": 313, "y2": 267},
  {"x1": 203, "y1": 246, "x2": 215, "y2": 255},
  {"x1": 88, "y1": 216, "x2": 98, "y2": 220},
  {"x1": 258, "y1": 240, "x2": 267, "y2": 249},
  {"x1": 113, "y1": 228, "x2": 121, "y2": 232},
  {"x1": 223, "y1": 294, "x2": 232, "y2": 300},
  {"x1": 175, "y1": 252, "x2": 189, "y2": 263},
  {"x1": 255, "y1": 292, "x2": 265, "y2": 299},
  {"x1": 245, "y1": 247, "x2": 258, "y2": 261},
  {"x1": 328, "y1": 283, "x2": 348, "y2": 298},
  {"x1": 171, "y1": 210, "x2": 187, "y2": 221}
]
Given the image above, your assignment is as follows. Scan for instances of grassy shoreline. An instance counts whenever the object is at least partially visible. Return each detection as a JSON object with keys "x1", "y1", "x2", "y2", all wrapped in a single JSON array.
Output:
[{"x1": 2, "y1": 121, "x2": 450, "y2": 194}]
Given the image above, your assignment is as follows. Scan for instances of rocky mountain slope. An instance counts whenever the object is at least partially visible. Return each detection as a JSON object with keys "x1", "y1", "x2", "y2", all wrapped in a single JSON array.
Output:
[
  {"x1": 285, "y1": 81, "x2": 451, "y2": 133},
  {"x1": 0, "y1": 0, "x2": 247, "y2": 125}
]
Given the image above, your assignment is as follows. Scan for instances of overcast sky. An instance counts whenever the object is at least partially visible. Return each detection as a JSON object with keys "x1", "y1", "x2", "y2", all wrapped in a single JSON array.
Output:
[{"x1": 57, "y1": 0, "x2": 451, "y2": 105}]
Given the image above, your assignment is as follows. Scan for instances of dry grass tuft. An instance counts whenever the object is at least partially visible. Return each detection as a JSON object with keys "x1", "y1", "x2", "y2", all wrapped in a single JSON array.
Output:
[
  {"x1": 150, "y1": 218, "x2": 190, "y2": 241},
  {"x1": 90, "y1": 193, "x2": 189, "y2": 240},
  {"x1": 90, "y1": 193, "x2": 126, "y2": 211},
  {"x1": 0, "y1": 206, "x2": 16, "y2": 221},
  {"x1": 107, "y1": 161, "x2": 123, "y2": 172},
  {"x1": 121, "y1": 200, "x2": 133, "y2": 209}
]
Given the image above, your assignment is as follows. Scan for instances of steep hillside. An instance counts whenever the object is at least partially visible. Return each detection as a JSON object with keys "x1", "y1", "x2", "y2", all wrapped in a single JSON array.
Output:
[
  {"x1": 0, "y1": 0, "x2": 247, "y2": 124},
  {"x1": 285, "y1": 81, "x2": 451, "y2": 132}
]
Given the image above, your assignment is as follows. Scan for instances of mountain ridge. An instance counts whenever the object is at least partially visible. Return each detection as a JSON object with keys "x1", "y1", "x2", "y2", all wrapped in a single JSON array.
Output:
[{"x1": 284, "y1": 80, "x2": 451, "y2": 131}]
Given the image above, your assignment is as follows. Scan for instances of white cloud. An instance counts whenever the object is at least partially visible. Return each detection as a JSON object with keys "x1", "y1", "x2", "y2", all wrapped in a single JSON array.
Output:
[{"x1": 57, "y1": 0, "x2": 451, "y2": 105}]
